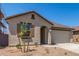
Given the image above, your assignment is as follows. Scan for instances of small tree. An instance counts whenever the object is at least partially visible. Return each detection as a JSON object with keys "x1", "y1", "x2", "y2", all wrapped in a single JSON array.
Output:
[{"x1": 18, "y1": 22, "x2": 31, "y2": 52}]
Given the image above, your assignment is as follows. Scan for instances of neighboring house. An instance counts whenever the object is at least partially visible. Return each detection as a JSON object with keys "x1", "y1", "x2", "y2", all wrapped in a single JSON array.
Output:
[
  {"x1": 72, "y1": 26, "x2": 79, "y2": 42},
  {"x1": 0, "y1": 22, "x2": 6, "y2": 33},
  {"x1": 0, "y1": 11, "x2": 6, "y2": 33},
  {"x1": 73, "y1": 26, "x2": 79, "y2": 35},
  {"x1": 6, "y1": 11, "x2": 73, "y2": 46},
  {"x1": 0, "y1": 11, "x2": 8, "y2": 46}
]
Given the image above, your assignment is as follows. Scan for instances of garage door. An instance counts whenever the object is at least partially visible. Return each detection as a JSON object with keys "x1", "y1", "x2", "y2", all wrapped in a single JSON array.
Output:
[{"x1": 52, "y1": 30, "x2": 71, "y2": 43}]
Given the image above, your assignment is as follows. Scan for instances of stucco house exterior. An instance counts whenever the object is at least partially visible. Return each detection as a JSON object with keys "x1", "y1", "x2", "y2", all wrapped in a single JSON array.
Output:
[{"x1": 6, "y1": 11, "x2": 73, "y2": 46}]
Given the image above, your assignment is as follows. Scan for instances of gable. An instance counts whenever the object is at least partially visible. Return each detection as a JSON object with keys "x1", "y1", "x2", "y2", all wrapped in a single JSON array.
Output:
[
  {"x1": 6, "y1": 11, "x2": 53, "y2": 26},
  {"x1": 6, "y1": 11, "x2": 73, "y2": 31}
]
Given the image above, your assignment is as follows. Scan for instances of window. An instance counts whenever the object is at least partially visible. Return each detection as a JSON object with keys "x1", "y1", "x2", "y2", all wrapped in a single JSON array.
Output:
[
  {"x1": 27, "y1": 23, "x2": 32, "y2": 30},
  {"x1": 31, "y1": 14, "x2": 35, "y2": 19},
  {"x1": 17, "y1": 22, "x2": 24, "y2": 36},
  {"x1": 13, "y1": 25, "x2": 17, "y2": 30},
  {"x1": 17, "y1": 22, "x2": 35, "y2": 37}
]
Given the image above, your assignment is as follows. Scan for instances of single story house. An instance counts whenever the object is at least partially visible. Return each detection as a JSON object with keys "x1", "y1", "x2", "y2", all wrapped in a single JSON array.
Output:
[{"x1": 6, "y1": 11, "x2": 73, "y2": 46}]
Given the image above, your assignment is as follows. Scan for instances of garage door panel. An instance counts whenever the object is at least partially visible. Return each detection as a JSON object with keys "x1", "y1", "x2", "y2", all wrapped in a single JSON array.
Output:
[{"x1": 52, "y1": 30, "x2": 70, "y2": 43}]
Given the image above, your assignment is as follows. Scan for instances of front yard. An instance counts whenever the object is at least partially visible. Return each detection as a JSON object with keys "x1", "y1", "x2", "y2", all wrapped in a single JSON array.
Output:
[{"x1": 0, "y1": 44, "x2": 79, "y2": 56}]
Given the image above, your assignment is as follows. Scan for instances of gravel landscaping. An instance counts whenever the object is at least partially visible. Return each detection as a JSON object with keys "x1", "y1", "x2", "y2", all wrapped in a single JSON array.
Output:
[{"x1": 0, "y1": 45, "x2": 79, "y2": 56}]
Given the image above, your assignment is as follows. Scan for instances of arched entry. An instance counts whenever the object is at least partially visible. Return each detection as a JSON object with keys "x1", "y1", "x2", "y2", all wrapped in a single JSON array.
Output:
[{"x1": 40, "y1": 26, "x2": 48, "y2": 44}]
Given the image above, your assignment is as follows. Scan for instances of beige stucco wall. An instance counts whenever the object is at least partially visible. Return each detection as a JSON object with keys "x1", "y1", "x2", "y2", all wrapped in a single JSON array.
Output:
[
  {"x1": 7, "y1": 12, "x2": 73, "y2": 46},
  {"x1": 51, "y1": 30, "x2": 72, "y2": 44},
  {"x1": 7, "y1": 13, "x2": 53, "y2": 46}
]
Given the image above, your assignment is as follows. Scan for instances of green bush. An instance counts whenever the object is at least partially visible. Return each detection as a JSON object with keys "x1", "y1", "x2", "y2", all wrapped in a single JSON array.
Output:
[
  {"x1": 34, "y1": 42, "x2": 38, "y2": 47},
  {"x1": 16, "y1": 44, "x2": 21, "y2": 49},
  {"x1": 0, "y1": 45, "x2": 4, "y2": 49}
]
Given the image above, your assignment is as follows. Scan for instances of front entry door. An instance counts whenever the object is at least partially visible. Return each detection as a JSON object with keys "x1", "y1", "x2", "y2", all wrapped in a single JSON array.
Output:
[{"x1": 40, "y1": 27, "x2": 46, "y2": 44}]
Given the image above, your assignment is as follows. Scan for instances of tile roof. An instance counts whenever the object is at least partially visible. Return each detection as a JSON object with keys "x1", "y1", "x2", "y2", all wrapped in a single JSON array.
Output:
[
  {"x1": 73, "y1": 26, "x2": 79, "y2": 31},
  {"x1": 5, "y1": 11, "x2": 53, "y2": 25},
  {"x1": 52, "y1": 21, "x2": 71, "y2": 28},
  {"x1": 51, "y1": 21, "x2": 73, "y2": 30},
  {"x1": 5, "y1": 11, "x2": 73, "y2": 30}
]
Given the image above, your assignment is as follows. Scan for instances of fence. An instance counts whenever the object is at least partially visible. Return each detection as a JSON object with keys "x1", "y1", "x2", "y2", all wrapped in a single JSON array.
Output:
[{"x1": 0, "y1": 34, "x2": 8, "y2": 46}]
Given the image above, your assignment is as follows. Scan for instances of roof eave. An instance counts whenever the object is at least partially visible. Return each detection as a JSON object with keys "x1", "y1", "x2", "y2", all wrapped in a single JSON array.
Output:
[
  {"x1": 51, "y1": 27, "x2": 74, "y2": 31},
  {"x1": 5, "y1": 11, "x2": 54, "y2": 25},
  {"x1": 0, "y1": 22, "x2": 6, "y2": 28}
]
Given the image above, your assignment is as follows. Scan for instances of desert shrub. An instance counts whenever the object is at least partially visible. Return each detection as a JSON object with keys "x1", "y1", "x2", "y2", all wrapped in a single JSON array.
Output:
[
  {"x1": 0, "y1": 45, "x2": 5, "y2": 49},
  {"x1": 45, "y1": 48, "x2": 49, "y2": 54},
  {"x1": 53, "y1": 43, "x2": 56, "y2": 45},
  {"x1": 54, "y1": 47, "x2": 56, "y2": 49},
  {"x1": 64, "y1": 52, "x2": 67, "y2": 55},
  {"x1": 34, "y1": 42, "x2": 38, "y2": 47},
  {"x1": 16, "y1": 44, "x2": 21, "y2": 49}
]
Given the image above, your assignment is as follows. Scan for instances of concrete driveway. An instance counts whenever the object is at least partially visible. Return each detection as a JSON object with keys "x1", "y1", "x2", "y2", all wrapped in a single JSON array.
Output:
[{"x1": 43, "y1": 43, "x2": 79, "y2": 54}]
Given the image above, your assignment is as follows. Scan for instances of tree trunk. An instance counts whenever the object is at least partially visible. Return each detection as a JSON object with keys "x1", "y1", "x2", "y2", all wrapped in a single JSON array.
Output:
[
  {"x1": 18, "y1": 38, "x2": 22, "y2": 52},
  {"x1": 26, "y1": 42, "x2": 29, "y2": 52},
  {"x1": 23, "y1": 41, "x2": 26, "y2": 53}
]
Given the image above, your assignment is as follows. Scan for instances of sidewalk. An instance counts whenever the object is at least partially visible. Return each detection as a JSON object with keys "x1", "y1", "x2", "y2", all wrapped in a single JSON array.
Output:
[{"x1": 42, "y1": 43, "x2": 79, "y2": 54}]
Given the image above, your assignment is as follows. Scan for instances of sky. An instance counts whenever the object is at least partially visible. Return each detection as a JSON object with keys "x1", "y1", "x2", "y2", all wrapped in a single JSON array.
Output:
[{"x1": 1, "y1": 3, "x2": 79, "y2": 27}]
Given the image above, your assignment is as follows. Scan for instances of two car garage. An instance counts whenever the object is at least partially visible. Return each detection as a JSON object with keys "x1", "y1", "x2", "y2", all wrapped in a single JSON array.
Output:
[{"x1": 51, "y1": 30, "x2": 72, "y2": 44}]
